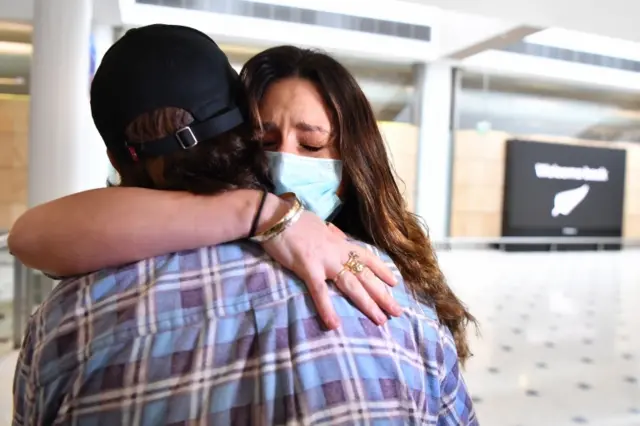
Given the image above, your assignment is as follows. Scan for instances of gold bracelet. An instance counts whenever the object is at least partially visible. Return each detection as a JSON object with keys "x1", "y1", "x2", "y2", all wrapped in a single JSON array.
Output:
[{"x1": 250, "y1": 193, "x2": 304, "y2": 243}]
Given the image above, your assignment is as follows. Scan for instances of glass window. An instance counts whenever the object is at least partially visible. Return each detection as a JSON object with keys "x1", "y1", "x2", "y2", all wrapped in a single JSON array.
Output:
[{"x1": 456, "y1": 71, "x2": 640, "y2": 142}]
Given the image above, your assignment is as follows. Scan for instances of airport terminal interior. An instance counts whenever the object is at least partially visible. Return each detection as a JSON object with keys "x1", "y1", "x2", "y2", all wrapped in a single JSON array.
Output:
[{"x1": 0, "y1": 0, "x2": 639, "y2": 425}]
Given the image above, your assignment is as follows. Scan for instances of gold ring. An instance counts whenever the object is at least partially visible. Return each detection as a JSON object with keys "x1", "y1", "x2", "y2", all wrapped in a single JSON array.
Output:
[
  {"x1": 333, "y1": 252, "x2": 364, "y2": 282},
  {"x1": 344, "y1": 251, "x2": 365, "y2": 275}
]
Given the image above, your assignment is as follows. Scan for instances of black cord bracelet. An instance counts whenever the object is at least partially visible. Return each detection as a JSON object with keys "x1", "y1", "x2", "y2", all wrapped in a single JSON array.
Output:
[{"x1": 249, "y1": 190, "x2": 269, "y2": 238}]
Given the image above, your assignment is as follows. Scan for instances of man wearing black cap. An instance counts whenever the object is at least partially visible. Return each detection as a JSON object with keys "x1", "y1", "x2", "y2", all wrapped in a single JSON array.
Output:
[{"x1": 12, "y1": 24, "x2": 298, "y2": 425}]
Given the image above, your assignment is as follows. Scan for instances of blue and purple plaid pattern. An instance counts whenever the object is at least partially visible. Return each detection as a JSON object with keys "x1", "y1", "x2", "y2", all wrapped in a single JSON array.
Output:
[{"x1": 13, "y1": 241, "x2": 477, "y2": 425}]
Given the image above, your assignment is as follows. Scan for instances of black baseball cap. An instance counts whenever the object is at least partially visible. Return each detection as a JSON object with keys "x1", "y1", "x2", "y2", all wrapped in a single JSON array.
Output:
[{"x1": 91, "y1": 24, "x2": 245, "y2": 162}]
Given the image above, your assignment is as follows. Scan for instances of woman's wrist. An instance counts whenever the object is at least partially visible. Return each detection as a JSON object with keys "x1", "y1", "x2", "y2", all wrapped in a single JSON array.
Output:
[
  {"x1": 250, "y1": 193, "x2": 303, "y2": 243},
  {"x1": 253, "y1": 193, "x2": 292, "y2": 236}
]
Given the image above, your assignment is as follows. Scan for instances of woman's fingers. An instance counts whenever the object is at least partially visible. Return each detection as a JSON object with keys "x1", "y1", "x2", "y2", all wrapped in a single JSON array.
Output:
[
  {"x1": 335, "y1": 271, "x2": 388, "y2": 326},
  {"x1": 354, "y1": 246, "x2": 398, "y2": 287},
  {"x1": 301, "y1": 270, "x2": 340, "y2": 330},
  {"x1": 357, "y1": 267, "x2": 403, "y2": 317}
]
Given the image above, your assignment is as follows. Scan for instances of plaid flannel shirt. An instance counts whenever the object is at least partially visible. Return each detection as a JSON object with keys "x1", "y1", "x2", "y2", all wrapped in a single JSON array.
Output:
[{"x1": 13, "y1": 241, "x2": 477, "y2": 425}]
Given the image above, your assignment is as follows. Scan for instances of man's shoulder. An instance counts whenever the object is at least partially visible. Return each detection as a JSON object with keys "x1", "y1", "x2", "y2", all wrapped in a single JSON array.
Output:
[
  {"x1": 50, "y1": 239, "x2": 432, "y2": 325},
  {"x1": 43, "y1": 238, "x2": 439, "y2": 343},
  {"x1": 58, "y1": 241, "x2": 277, "y2": 285},
  {"x1": 25, "y1": 241, "x2": 296, "y2": 384},
  {"x1": 60, "y1": 240, "x2": 299, "y2": 308}
]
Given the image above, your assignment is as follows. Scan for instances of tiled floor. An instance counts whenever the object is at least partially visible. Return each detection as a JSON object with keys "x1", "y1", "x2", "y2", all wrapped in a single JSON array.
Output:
[
  {"x1": 441, "y1": 249, "x2": 640, "y2": 426},
  {"x1": 0, "y1": 249, "x2": 638, "y2": 425}
]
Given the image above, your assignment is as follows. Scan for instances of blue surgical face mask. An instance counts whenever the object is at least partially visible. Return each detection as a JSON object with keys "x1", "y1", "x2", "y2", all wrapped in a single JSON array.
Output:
[{"x1": 265, "y1": 151, "x2": 343, "y2": 220}]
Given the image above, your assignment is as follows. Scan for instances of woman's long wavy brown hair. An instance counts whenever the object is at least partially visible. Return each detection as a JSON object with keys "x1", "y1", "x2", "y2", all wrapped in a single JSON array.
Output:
[{"x1": 241, "y1": 46, "x2": 477, "y2": 363}]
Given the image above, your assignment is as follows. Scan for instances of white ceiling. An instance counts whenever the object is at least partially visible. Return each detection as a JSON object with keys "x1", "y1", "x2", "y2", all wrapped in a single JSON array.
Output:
[
  {"x1": 401, "y1": 0, "x2": 640, "y2": 43},
  {"x1": 2, "y1": 0, "x2": 640, "y2": 104},
  {"x1": 3, "y1": 0, "x2": 640, "y2": 44}
]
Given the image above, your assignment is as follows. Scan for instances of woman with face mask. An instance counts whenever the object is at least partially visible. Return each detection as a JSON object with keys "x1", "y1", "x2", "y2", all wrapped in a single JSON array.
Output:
[{"x1": 9, "y1": 46, "x2": 475, "y2": 363}]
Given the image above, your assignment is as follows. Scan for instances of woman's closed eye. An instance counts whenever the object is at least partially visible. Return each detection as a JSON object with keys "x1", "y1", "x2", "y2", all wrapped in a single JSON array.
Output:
[
  {"x1": 298, "y1": 140, "x2": 325, "y2": 152},
  {"x1": 260, "y1": 137, "x2": 327, "y2": 153}
]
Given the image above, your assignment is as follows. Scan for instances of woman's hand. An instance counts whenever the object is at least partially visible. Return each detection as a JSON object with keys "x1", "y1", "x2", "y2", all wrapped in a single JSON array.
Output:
[{"x1": 261, "y1": 210, "x2": 403, "y2": 329}]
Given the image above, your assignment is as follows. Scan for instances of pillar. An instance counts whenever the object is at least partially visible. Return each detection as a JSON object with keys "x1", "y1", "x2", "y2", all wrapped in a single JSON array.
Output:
[
  {"x1": 28, "y1": 0, "x2": 108, "y2": 207},
  {"x1": 413, "y1": 62, "x2": 456, "y2": 240}
]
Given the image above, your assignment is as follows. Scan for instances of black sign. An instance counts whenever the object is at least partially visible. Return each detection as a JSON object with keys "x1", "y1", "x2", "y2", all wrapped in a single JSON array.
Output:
[{"x1": 503, "y1": 140, "x2": 626, "y2": 233}]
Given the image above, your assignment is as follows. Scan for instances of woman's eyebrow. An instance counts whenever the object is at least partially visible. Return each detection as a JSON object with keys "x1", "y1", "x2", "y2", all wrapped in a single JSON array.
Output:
[
  {"x1": 296, "y1": 121, "x2": 329, "y2": 134},
  {"x1": 259, "y1": 120, "x2": 330, "y2": 134}
]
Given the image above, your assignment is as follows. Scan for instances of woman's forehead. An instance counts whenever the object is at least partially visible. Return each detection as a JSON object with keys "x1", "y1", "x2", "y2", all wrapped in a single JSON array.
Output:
[{"x1": 258, "y1": 78, "x2": 330, "y2": 123}]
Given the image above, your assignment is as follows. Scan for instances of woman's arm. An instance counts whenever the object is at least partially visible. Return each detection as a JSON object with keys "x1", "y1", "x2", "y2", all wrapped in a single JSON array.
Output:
[
  {"x1": 9, "y1": 187, "x2": 403, "y2": 329},
  {"x1": 8, "y1": 187, "x2": 288, "y2": 276}
]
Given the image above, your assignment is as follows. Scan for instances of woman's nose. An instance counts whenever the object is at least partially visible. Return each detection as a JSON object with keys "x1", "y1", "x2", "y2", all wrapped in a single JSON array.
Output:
[{"x1": 277, "y1": 132, "x2": 298, "y2": 154}]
